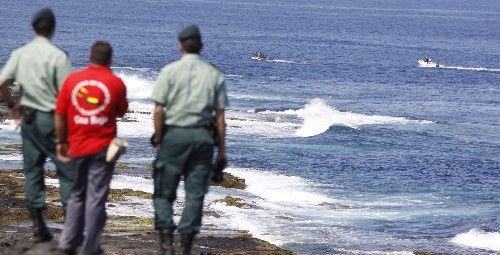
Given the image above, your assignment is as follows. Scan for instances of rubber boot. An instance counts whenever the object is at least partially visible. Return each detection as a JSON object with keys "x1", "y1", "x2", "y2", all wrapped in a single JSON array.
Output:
[
  {"x1": 29, "y1": 208, "x2": 53, "y2": 243},
  {"x1": 55, "y1": 248, "x2": 76, "y2": 255},
  {"x1": 159, "y1": 229, "x2": 175, "y2": 255},
  {"x1": 180, "y1": 234, "x2": 195, "y2": 255}
]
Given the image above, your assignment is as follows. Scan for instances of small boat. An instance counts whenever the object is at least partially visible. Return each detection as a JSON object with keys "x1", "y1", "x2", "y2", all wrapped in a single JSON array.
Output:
[
  {"x1": 418, "y1": 58, "x2": 439, "y2": 68},
  {"x1": 251, "y1": 52, "x2": 271, "y2": 61}
]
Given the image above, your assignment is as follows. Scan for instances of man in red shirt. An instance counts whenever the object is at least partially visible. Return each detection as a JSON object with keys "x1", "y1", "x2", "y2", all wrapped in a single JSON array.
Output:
[{"x1": 55, "y1": 41, "x2": 128, "y2": 255}]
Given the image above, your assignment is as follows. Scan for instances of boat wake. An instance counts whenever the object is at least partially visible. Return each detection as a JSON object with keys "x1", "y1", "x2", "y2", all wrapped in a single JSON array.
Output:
[
  {"x1": 418, "y1": 63, "x2": 500, "y2": 73},
  {"x1": 439, "y1": 65, "x2": 500, "y2": 72}
]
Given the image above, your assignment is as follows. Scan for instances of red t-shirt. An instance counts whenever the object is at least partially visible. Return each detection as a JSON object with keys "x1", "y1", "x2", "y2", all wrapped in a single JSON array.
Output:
[{"x1": 56, "y1": 65, "x2": 128, "y2": 157}]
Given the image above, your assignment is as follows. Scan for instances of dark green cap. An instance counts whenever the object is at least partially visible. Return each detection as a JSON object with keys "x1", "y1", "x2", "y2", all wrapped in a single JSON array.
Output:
[
  {"x1": 31, "y1": 8, "x2": 55, "y2": 26},
  {"x1": 178, "y1": 25, "x2": 201, "y2": 42}
]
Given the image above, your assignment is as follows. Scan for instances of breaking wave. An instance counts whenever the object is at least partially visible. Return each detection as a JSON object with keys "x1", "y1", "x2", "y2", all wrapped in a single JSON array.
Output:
[
  {"x1": 268, "y1": 98, "x2": 434, "y2": 137},
  {"x1": 450, "y1": 228, "x2": 500, "y2": 251}
]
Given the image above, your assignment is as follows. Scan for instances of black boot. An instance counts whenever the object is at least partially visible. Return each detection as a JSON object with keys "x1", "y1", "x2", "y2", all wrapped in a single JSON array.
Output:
[
  {"x1": 159, "y1": 229, "x2": 175, "y2": 255},
  {"x1": 180, "y1": 234, "x2": 195, "y2": 255},
  {"x1": 29, "y1": 208, "x2": 52, "y2": 243},
  {"x1": 55, "y1": 248, "x2": 76, "y2": 255}
]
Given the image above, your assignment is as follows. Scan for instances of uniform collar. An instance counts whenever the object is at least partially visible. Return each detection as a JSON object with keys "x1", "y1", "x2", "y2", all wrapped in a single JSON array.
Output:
[
  {"x1": 181, "y1": 53, "x2": 201, "y2": 60},
  {"x1": 33, "y1": 36, "x2": 51, "y2": 43}
]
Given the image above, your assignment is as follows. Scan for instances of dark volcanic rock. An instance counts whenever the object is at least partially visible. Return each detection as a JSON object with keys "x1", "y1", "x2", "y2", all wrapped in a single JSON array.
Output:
[{"x1": 0, "y1": 170, "x2": 294, "y2": 255}]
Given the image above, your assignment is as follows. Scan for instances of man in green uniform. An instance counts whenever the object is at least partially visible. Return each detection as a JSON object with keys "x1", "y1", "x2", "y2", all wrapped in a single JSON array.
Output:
[
  {"x1": 0, "y1": 8, "x2": 73, "y2": 243},
  {"x1": 151, "y1": 25, "x2": 228, "y2": 255}
]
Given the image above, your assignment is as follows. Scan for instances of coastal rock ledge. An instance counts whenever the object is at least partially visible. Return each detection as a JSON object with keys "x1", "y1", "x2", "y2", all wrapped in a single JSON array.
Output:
[{"x1": 0, "y1": 169, "x2": 293, "y2": 255}]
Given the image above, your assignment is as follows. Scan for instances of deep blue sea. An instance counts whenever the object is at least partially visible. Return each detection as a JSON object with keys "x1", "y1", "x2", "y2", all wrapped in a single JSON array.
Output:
[{"x1": 1, "y1": 0, "x2": 499, "y2": 254}]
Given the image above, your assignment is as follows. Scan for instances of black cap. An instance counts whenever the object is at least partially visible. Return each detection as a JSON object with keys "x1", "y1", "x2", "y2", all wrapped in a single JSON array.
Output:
[
  {"x1": 31, "y1": 8, "x2": 55, "y2": 26},
  {"x1": 178, "y1": 25, "x2": 201, "y2": 42}
]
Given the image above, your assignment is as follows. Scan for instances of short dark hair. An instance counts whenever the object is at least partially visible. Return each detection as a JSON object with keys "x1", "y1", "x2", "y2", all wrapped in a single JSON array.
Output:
[
  {"x1": 181, "y1": 38, "x2": 203, "y2": 54},
  {"x1": 91, "y1": 41, "x2": 113, "y2": 66},
  {"x1": 33, "y1": 19, "x2": 55, "y2": 37}
]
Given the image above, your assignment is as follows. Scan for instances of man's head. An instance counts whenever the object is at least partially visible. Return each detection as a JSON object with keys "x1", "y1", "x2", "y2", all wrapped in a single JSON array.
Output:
[
  {"x1": 32, "y1": 8, "x2": 55, "y2": 38},
  {"x1": 90, "y1": 41, "x2": 113, "y2": 67},
  {"x1": 178, "y1": 25, "x2": 203, "y2": 54}
]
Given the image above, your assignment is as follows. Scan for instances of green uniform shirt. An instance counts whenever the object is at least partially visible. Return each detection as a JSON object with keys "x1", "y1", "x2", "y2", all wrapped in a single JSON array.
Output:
[
  {"x1": 151, "y1": 54, "x2": 228, "y2": 127},
  {"x1": 0, "y1": 36, "x2": 72, "y2": 112}
]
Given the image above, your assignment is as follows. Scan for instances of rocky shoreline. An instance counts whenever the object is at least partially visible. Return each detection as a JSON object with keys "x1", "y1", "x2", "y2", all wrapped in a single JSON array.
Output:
[
  {"x1": 0, "y1": 105, "x2": 9, "y2": 123},
  {"x1": 0, "y1": 167, "x2": 293, "y2": 254}
]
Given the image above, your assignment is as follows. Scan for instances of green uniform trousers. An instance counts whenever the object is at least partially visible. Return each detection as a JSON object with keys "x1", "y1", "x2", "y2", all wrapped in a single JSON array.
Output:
[
  {"x1": 153, "y1": 127, "x2": 214, "y2": 235},
  {"x1": 21, "y1": 109, "x2": 73, "y2": 209}
]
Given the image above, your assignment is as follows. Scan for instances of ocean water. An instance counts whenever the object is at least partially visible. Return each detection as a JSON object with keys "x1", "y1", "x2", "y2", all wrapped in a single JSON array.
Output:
[{"x1": 1, "y1": 0, "x2": 499, "y2": 254}]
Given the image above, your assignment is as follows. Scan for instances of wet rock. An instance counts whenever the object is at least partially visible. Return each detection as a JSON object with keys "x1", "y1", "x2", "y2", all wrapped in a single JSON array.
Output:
[
  {"x1": 204, "y1": 210, "x2": 221, "y2": 218},
  {"x1": 108, "y1": 188, "x2": 151, "y2": 202},
  {"x1": 215, "y1": 196, "x2": 246, "y2": 208},
  {"x1": 413, "y1": 251, "x2": 435, "y2": 255},
  {"x1": 114, "y1": 163, "x2": 137, "y2": 169},
  {"x1": 0, "y1": 169, "x2": 294, "y2": 255},
  {"x1": 211, "y1": 172, "x2": 246, "y2": 190}
]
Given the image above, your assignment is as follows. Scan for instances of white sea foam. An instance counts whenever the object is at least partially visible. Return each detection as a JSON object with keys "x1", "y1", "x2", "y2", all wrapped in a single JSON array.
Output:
[
  {"x1": 229, "y1": 92, "x2": 294, "y2": 102},
  {"x1": 273, "y1": 98, "x2": 433, "y2": 137},
  {"x1": 227, "y1": 167, "x2": 334, "y2": 205},
  {"x1": 116, "y1": 72, "x2": 155, "y2": 100},
  {"x1": 106, "y1": 196, "x2": 154, "y2": 218},
  {"x1": 110, "y1": 175, "x2": 154, "y2": 193},
  {"x1": 0, "y1": 154, "x2": 22, "y2": 161},
  {"x1": 226, "y1": 110, "x2": 300, "y2": 138},
  {"x1": 41, "y1": 168, "x2": 448, "y2": 251},
  {"x1": 335, "y1": 249, "x2": 414, "y2": 255},
  {"x1": 0, "y1": 119, "x2": 19, "y2": 132},
  {"x1": 450, "y1": 228, "x2": 500, "y2": 251},
  {"x1": 338, "y1": 249, "x2": 414, "y2": 255},
  {"x1": 117, "y1": 110, "x2": 154, "y2": 138}
]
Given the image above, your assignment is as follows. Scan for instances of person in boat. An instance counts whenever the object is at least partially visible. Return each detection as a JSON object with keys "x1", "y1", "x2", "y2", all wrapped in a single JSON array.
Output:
[{"x1": 424, "y1": 58, "x2": 430, "y2": 63}]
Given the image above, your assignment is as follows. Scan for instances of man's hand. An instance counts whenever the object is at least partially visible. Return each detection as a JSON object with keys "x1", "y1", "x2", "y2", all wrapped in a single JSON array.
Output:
[
  {"x1": 216, "y1": 151, "x2": 227, "y2": 169},
  {"x1": 56, "y1": 143, "x2": 71, "y2": 163},
  {"x1": 212, "y1": 150, "x2": 227, "y2": 183}
]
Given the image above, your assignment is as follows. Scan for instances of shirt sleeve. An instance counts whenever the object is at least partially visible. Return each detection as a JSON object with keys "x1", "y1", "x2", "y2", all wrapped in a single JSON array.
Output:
[
  {"x1": 214, "y1": 75, "x2": 229, "y2": 109},
  {"x1": 55, "y1": 78, "x2": 69, "y2": 116},
  {"x1": 54, "y1": 54, "x2": 72, "y2": 90},
  {"x1": 151, "y1": 69, "x2": 169, "y2": 105},
  {"x1": 0, "y1": 50, "x2": 20, "y2": 81}
]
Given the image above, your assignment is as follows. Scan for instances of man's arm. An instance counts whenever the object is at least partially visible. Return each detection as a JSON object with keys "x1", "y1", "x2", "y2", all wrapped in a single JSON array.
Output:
[
  {"x1": 215, "y1": 109, "x2": 227, "y2": 167},
  {"x1": 0, "y1": 79, "x2": 21, "y2": 123},
  {"x1": 55, "y1": 55, "x2": 72, "y2": 90},
  {"x1": 153, "y1": 103, "x2": 165, "y2": 148},
  {"x1": 55, "y1": 114, "x2": 70, "y2": 162},
  {"x1": 116, "y1": 82, "x2": 128, "y2": 118}
]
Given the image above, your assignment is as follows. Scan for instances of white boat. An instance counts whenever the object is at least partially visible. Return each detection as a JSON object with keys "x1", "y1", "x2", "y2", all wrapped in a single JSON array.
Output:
[
  {"x1": 251, "y1": 52, "x2": 270, "y2": 61},
  {"x1": 418, "y1": 58, "x2": 439, "y2": 68}
]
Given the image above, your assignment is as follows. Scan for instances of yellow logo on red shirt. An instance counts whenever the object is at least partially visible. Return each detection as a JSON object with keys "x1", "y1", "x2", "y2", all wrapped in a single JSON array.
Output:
[{"x1": 71, "y1": 80, "x2": 110, "y2": 125}]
